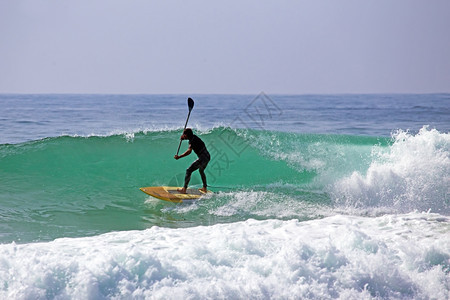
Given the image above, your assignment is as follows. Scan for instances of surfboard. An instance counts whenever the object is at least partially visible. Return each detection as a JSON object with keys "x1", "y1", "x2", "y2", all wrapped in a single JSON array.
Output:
[{"x1": 139, "y1": 186, "x2": 212, "y2": 203}]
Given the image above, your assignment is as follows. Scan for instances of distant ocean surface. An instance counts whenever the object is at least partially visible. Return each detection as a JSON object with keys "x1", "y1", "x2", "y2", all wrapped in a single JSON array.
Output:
[{"x1": 0, "y1": 94, "x2": 449, "y2": 299}]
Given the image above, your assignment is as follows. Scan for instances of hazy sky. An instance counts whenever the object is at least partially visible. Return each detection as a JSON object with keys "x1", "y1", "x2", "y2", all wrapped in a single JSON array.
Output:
[{"x1": 1, "y1": 0, "x2": 450, "y2": 94}]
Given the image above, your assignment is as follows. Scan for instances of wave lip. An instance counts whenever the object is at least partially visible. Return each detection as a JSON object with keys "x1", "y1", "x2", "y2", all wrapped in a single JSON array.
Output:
[{"x1": 332, "y1": 126, "x2": 450, "y2": 215}]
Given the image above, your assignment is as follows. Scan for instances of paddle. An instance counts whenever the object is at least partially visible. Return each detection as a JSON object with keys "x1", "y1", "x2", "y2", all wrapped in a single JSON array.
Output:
[{"x1": 176, "y1": 97, "x2": 194, "y2": 155}]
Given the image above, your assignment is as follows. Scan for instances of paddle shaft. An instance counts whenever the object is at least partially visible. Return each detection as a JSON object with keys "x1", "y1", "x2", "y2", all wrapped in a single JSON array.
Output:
[
  {"x1": 176, "y1": 98, "x2": 194, "y2": 155},
  {"x1": 176, "y1": 110, "x2": 192, "y2": 155}
]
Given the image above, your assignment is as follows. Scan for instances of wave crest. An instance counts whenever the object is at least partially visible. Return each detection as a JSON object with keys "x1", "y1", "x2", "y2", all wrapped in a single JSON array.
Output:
[{"x1": 332, "y1": 126, "x2": 450, "y2": 215}]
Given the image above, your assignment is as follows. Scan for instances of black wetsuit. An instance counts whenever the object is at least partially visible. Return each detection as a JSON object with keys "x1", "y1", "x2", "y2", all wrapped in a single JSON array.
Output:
[{"x1": 184, "y1": 135, "x2": 211, "y2": 189}]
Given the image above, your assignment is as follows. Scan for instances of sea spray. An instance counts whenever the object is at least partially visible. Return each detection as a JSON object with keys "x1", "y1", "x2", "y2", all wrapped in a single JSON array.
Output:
[{"x1": 332, "y1": 126, "x2": 450, "y2": 214}]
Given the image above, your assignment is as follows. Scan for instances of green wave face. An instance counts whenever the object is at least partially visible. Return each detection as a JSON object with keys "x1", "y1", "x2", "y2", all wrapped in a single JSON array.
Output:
[{"x1": 0, "y1": 128, "x2": 388, "y2": 243}]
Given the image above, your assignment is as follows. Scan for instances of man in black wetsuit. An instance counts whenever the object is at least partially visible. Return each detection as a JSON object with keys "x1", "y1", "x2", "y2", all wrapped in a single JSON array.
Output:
[{"x1": 174, "y1": 128, "x2": 211, "y2": 193}]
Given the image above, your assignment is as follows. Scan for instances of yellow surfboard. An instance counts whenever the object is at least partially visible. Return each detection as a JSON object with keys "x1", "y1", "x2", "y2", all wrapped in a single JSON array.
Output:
[{"x1": 139, "y1": 186, "x2": 212, "y2": 203}]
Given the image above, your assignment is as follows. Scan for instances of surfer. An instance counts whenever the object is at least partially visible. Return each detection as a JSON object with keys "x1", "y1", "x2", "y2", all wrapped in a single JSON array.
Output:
[{"x1": 174, "y1": 128, "x2": 211, "y2": 194}]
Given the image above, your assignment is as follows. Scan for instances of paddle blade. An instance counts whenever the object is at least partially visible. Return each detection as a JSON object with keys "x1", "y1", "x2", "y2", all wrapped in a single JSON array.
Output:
[{"x1": 188, "y1": 97, "x2": 194, "y2": 111}]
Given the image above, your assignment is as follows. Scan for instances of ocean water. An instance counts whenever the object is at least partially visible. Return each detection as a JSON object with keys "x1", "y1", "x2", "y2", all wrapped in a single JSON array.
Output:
[{"x1": 0, "y1": 94, "x2": 449, "y2": 299}]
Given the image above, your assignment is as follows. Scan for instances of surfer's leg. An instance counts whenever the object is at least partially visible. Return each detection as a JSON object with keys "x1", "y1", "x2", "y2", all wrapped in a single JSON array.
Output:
[
  {"x1": 184, "y1": 159, "x2": 201, "y2": 189},
  {"x1": 198, "y1": 157, "x2": 210, "y2": 191},
  {"x1": 199, "y1": 167, "x2": 207, "y2": 189}
]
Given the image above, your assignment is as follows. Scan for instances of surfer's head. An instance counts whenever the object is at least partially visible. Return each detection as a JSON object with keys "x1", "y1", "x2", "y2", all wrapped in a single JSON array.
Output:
[{"x1": 182, "y1": 128, "x2": 193, "y2": 140}]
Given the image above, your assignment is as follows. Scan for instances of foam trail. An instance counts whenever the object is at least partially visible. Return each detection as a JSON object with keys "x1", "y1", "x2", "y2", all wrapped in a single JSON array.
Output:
[
  {"x1": 332, "y1": 127, "x2": 450, "y2": 215},
  {"x1": 0, "y1": 213, "x2": 448, "y2": 299}
]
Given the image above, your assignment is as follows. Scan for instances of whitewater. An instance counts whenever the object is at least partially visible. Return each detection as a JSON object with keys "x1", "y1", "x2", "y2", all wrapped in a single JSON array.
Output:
[{"x1": 0, "y1": 94, "x2": 449, "y2": 299}]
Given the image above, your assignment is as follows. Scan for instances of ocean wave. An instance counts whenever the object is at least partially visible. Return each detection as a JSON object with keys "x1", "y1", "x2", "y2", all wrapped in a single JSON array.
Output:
[{"x1": 1, "y1": 126, "x2": 448, "y2": 244}]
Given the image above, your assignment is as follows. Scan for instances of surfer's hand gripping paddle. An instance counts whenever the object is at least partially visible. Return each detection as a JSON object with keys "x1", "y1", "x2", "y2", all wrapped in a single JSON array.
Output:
[{"x1": 176, "y1": 97, "x2": 194, "y2": 156}]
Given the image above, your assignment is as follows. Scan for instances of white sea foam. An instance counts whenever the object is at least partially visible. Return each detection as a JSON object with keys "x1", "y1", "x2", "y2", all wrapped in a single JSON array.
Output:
[
  {"x1": 206, "y1": 190, "x2": 327, "y2": 219},
  {"x1": 332, "y1": 127, "x2": 450, "y2": 215},
  {"x1": 158, "y1": 190, "x2": 330, "y2": 221},
  {"x1": 1, "y1": 213, "x2": 448, "y2": 299}
]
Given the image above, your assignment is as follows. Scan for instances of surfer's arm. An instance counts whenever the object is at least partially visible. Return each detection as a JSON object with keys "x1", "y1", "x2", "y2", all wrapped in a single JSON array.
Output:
[{"x1": 174, "y1": 148, "x2": 192, "y2": 160}]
